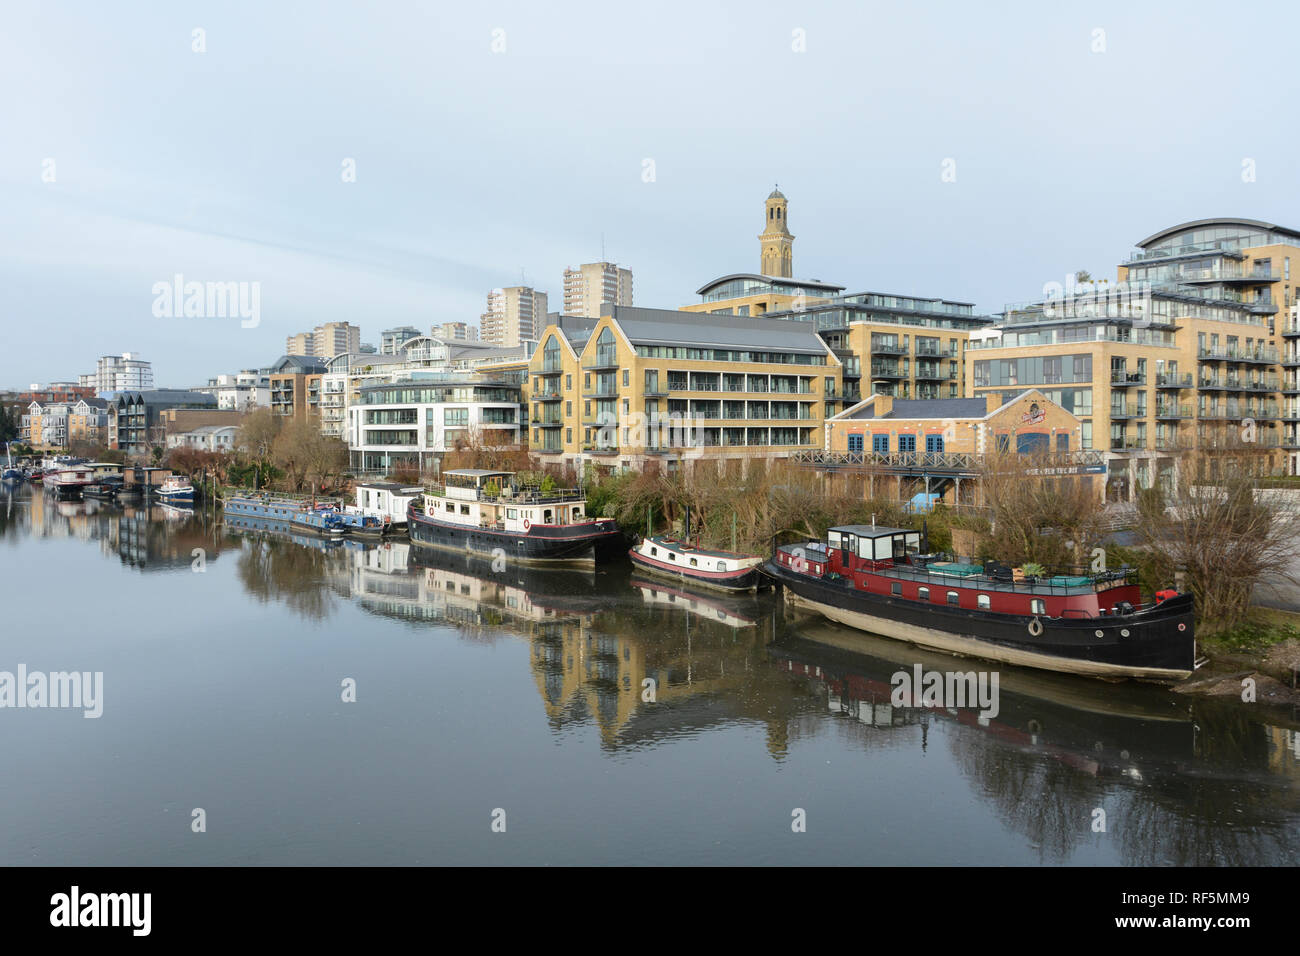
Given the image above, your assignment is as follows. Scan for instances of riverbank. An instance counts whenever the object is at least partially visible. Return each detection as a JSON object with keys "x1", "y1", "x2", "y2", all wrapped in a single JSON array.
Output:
[{"x1": 1177, "y1": 607, "x2": 1300, "y2": 706}]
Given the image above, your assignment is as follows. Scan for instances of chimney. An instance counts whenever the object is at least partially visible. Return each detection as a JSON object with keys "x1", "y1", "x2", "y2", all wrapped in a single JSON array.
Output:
[
  {"x1": 873, "y1": 394, "x2": 894, "y2": 418},
  {"x1": 984, "y1": 393, "x2": 1001, "y2": 415}
]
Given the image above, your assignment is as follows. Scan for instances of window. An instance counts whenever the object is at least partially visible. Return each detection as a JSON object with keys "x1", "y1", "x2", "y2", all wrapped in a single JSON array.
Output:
[
  {"x1": 899, "y1": 434, "x2": 916, "y2": 453},
  {"x1": 977, "y1": 594, "x2": 991, "y2": 609},
  {"x1": 918, "y1": 587, "x2": 929, "y2": 601},
  {"x1": 623, "y1": 369, "x2": 630, "y2": 387},
  {"x1": 459, "y1": 504, "x2": 470, "y2": 515},
  {"x1": 689, "y1": 558, "x2": 698, "y2": 567},
  {"x1": 891, "y1": 582, "x2": 902, "y2": 596},
  {"x1": 848, "y1": 434, "x2": 864, "y2": 453},
  {"x1": 668, "y1": 552, "x2": 676, "y2": 561},
  {"x1": 717, "y1": 562, "x2": 728, "y2": 571},
  {"x1": 445, "y1": 502, "x2": 454, "y2": 512},
  {"x1": 650, "y1": 547, "x2": 658, "y2": 557},
  {"x1": 925, "y1": 434, "x2": 944, "y2": 453},
  {"x1": 947, "y1": 591, "x2": 960, "y2": 605},
  {"x1": 1031, "y1": 599, "x2": 1045, "y2": 615},
  {"x1": 507, "y1": 509, "x2": 517, "y2": 519},
  {"x1": 445, "y1": 408, "x2": 468, "y2": 426},
  {"x1": 872, "y1": 434, "x2": 889, "y2": 454}
]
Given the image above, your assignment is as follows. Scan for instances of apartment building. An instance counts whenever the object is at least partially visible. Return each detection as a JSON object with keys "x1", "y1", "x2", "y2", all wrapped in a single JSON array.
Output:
[
  {"x1": 481, "y1": 286, "x2": 546, "y2": 348},
  {"x1": 527, "y1": 305, "x2": 841, "y2": 476},
  {"x1": 110, "y1": 390, "x2": 218, "y2": 456},
  {"x1": 562, "y1": 262, "x2": 633, "y2": 318},
  {"x1": 92, "y1": 353, "x2": 153, "y2": 394},
  {"x1": 435, "y1": 322, "x2": 480, "y2": 342},
  {"x1": 194, "y1": 370, "x2": 270, "y2": 410},
  {"x1": 285, "y1": 322, "x2": 362, "y2": 359},
  {"x1": 347, "y1": 376, "x2": 522, "y2": 473},
  {"x1": 971, "y1": 218, "x2": 1297, "y2": 497},
  {"x1": 380, "y1": 326, "x2": 423, "y2": 354},
  {"x1": 267, "y1": 355, "x2": 329, "y2": 422}
]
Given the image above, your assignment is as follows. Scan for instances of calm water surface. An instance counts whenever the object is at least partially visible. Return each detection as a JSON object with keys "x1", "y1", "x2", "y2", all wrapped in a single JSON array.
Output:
[{"x1": 1, "y1": 486, "x2": 1296, "y2": 866}]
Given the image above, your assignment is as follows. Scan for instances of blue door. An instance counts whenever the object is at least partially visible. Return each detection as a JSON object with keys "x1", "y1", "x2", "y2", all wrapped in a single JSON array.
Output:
[
  {"x1": 872, "y1": 434, "x2": 889, "y2": 454},
  {"x1": 899, "y1": 434, "x2": 916, "y2": 453},
  {"x1": 847, "y1": 434, "x2": 864, "y2": 453},
  {"x1": 925, "y1": 434, "x2": 944, "y2": 453}
]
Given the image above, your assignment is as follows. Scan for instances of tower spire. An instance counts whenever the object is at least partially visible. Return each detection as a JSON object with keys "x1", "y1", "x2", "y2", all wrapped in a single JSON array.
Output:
[{"x1": 759, "y1": 187, "x2": 793, "y2": 278}]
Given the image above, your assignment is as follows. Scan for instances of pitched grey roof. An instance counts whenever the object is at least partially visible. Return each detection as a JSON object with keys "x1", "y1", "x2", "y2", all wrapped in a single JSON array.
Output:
[{"x1": 609, "y1": 306, "x2": 830, "y2": 353}]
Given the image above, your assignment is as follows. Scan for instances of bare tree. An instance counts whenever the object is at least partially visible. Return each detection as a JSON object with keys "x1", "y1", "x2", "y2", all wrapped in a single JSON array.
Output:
[{"x1": 1137, "y1": 447, "x2": 1299, "y2": 633}]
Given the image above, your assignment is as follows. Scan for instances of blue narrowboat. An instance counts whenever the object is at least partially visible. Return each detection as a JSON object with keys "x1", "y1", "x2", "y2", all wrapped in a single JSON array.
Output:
[{"x1": 224, "y1": 495, "x2": 346, "y2": 537}]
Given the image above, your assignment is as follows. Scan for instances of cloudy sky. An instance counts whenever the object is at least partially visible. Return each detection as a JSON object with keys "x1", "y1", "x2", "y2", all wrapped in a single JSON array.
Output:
[{"x1": 3, "y1": 0, "x2": 1298, "y2": 388}]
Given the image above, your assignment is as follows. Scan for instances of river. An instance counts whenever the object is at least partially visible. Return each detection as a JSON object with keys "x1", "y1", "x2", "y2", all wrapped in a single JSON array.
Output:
[{"x1": 0, "y1": 485, "x2": 1295, "y2": 866}]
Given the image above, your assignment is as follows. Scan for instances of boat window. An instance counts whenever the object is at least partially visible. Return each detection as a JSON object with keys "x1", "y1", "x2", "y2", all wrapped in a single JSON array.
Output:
[
  {"x1": 689, "y1": 558, "x2": 698, "y2": 567},
  {"x1": 874, "y1": 537, "x2": 892, "y2": 560},
  {"x1": 445, "y1": 502, "x2": 454, "y2": 512},
  {"x1": 977, "y1": 594, "x2": 991, "y2": 609},
  {"x1": 650, "y1": 547, "x2": 657, "y2": 557},
  {"x1": 573, "y1": 507, "x2": 582, "y2": 519},
  {"x1": 918, "y1": 587, "x2": 929, "y2": 600},
  {"x1": 718, "y1": 562, "x2": 727, "y2": 571},
  {"x1": 947, "y1": 591, "x2": 960, "y2": 606},
  {"x1": 459, "y1": 504, "x2": 470, "y2": 515},
  {"x1": 507, "y1": 508, "x2": 517, "y2": 519},
  {"x1": 859, "y1": 538, "x2": 875, "y2": 559},
  {"x1": 890, "y1": 582, "x2": 902, "y2": 596},
  {"x1": 904, "y1": 533, "x2": 921, "y2": 554},
  {"x1": 668, "y1": 553, "x2": 676, "y2": 561},
  {"x1": 1031, "y1": 598, "x2": 1045, "y2": 615},
  {"x1": 828, "y1": 531, "x2": 842, "y2": 549}
]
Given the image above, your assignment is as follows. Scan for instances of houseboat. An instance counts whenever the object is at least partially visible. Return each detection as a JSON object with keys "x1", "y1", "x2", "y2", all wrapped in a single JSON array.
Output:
[
  {"x1": 44, "y1": 463, "x2": 96, "y2": 499},
  {"x1": 349, "y1": 482, "x2": 423, "y2": 532},
  {"x1": 407, "y1": 469, "x2": 623, "y2": 564},
  {"x1": 156, "y1": 474, "x2": 196, "y2": 505},
  {"x1": 224, "y1": 494, "x2": 346, "y2": 538},
  {"x1": 629, "y1": 535, "x2": 768, "y2": 592},
  {"x1": 765, "y1": 524, "x2": 1196, "y2": 681},
  {"x1": 82, "y1": 462, "x2": 124, "y2": 499}
]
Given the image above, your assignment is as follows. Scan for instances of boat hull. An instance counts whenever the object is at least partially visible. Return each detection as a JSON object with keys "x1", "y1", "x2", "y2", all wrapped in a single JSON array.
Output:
[
  {"x1": 408, "y1": 508, "x2": 623, "y2": 565},
  {"x1": 764, "y1": 559, "x2": 1195, "y2": 681},
  {"x1": 628, "y1": 548, "x2": 767, "y2": 592}
]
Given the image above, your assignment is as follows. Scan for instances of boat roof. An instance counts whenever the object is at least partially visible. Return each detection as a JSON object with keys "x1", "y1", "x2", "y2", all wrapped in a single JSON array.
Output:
[
  {"x1": 829, "y1": 524, "x2": 917, "y2": 538},
  {"x1": 357, "y1": 481, "x2": 423, "y2": 492},
  {"x1": 443, "y1": 469, "x2": 513, "y2": 478}
]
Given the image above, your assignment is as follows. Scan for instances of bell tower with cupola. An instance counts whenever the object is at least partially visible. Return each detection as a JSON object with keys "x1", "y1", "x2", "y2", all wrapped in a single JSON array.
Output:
[{"x1": 759, "y1": 186, "x2": 793, "y2": 278}]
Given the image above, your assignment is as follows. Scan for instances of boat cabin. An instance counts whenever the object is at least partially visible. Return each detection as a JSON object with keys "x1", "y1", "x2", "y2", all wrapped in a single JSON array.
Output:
[
  {"x1": 355, "y1": 482, "x2": 423, "y2": 525},
  {"x1": 775, "y1": 524, "x2": 1143, "y2": 620},
  {"x1": 424, "y1": 470, "x2": 591, "y2": 534}
]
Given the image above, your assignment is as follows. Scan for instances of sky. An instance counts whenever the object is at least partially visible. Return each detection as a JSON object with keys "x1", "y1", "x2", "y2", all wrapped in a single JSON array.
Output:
[{"x1": 3, "y1": 0, "x2": 1300, "y2": 388}]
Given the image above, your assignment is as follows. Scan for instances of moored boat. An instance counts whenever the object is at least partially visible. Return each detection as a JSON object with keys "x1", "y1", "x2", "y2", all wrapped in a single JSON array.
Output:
[
  {"x1": 224, "y1": 494, "x2": 346, "y2": 537},
  {"x1": 407, "y1": 469, "x2": 622, "y2": 565},
  {"x1": 629, "y1": 535, "x2": 768, "y2": 592},
  {"x1": 349, "y1": 481, "x2": 423, "y2": 532},
  {"x1": 156, "y1": 474, "x2": 196, "y2": 505},
  {"x1": 765, "y1": 523, "x2": 1196, "y2": 681},
  {"x1": 44, "y1": 463, "x2": 95, "y2": 498}
]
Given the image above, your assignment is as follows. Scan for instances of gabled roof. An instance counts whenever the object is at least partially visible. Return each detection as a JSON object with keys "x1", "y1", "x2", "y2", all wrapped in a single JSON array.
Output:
[{"x1": 604, "y1": 305, "x2": 834, "y2": 354}]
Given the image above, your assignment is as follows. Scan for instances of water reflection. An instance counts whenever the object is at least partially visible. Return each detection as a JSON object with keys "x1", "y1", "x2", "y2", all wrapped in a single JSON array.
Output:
[
  {"x1": 8, "y1": 481, "x2": 1298, "y2": 866},
  {"x1": 772, "y1": 623, "x2": 1300, "y2": 865}
]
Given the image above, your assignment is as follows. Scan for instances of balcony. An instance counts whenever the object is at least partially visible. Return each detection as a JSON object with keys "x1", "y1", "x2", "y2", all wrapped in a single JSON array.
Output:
[
  {"x1": 1198, "y1": 377, "x2": 1241, "y2": 391},
  {"x1": 1109, "y1": 437, "x2": 1145, "y2": 451},
  {"x1": 1155, "y1": 372, "x2": 1193, "y2": 389},
  {"x1": 1110, "y1": 370, "x2": 1146, "y2": 386},
  {"x1": 582, "y1": 350, "x2": 620, "y2": 371},
  {"x1": 533, "y1": 389, "x2": 563, "y2": 402},
  {"x1": 871, "y1": 343, "x2": 908, "y2": 356},
  {"x1": 869, "y1": 364, "x2": 905, "y2": 380},
  {"x1": 1154, "y1": 404, "x2": 1193, "y2": 419},
  {"x1": 1108, "y1": 406, "x2": 1142, "y2": 420},
  {"x1": 1198, "y1": 347, "x2": 1278, "y2": 364},
  {"x1": 913, "y1": 366, "x2": 957, "y2": 382}
]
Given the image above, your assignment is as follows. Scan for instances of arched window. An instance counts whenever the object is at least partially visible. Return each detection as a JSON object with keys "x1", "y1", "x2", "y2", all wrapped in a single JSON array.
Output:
[
  {"x1": 977, "y1": 594, "x2": 991, "y2": 609},
  {"x1": 595, "y1": 328, "x2": 616, "y2": 366},
  {"x1": 543, "y1": 336, "x2": 561, "y2": 372}
]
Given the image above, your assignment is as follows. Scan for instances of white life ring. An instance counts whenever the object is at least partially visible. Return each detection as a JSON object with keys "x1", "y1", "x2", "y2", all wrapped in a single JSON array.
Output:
[{"x1": 523, "y1": 518, "x2": 531, "y2": 531}]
